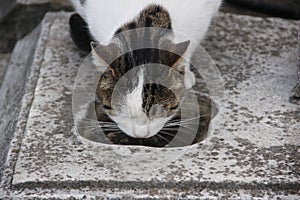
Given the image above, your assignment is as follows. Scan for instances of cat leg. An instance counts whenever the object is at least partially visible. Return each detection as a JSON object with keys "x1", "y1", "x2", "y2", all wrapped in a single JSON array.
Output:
[
  {"x1": 184, "y1": 65, "x2": 196, "y2": 89},
  {"x1": 69, "y1": 13, "x2": 94, "y2": 52}
]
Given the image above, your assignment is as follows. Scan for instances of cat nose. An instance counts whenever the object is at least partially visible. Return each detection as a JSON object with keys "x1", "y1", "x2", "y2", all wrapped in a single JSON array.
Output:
[{"x1": 135, "y1": 115, "x2": 148, "y2": 125}]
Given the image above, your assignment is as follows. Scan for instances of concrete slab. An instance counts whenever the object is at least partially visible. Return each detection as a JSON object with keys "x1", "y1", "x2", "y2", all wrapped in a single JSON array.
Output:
[
  {"x1": 0, "y1": 25, "x2": 42, "y2": 182},
  {"x1": 0, "y1": 11, "x2": 299, "y2": 198},
  {"x1": 0, "y1": 54, "x2": 10, "y2": 86},
  {"x1": 291, "y1": 25, "x2": 300, "y2": 98}
]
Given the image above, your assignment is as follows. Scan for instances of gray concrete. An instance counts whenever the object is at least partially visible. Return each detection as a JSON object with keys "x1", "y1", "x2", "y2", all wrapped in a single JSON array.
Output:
[
  {"x1": 291, "y1": 25, "x2": 300, "y2": 98},
  {"x1": 0, "y1": 11, "x2": 299, "y2": 199},
  {"x1": 0, "y1": 54, "x2": 10, "y2": 86},
  {"x1": 0, "y1": 25, "x2": 42, "y2": 182}
]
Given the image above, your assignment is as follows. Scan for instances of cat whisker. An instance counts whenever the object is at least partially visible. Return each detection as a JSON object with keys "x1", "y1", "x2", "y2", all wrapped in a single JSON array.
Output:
[
  {"x1": 75, "y1": 123, "x2": 100, "y2": 126},
  {"x1": 164, "y1": 123, "x2": 181, "y2": 127},
  {"x1": 99, "y1": 122, "x2": 118, "y2": 126},
  {"x1": 178, "y1": 124, "x2": 200, "y2": 133},
  {"x1": 101, "y1": 128, "x2": 119, "y2": 131},
  {"x1": 155, "y1": 134, "x2": 171, "y2": 144},
  {"x1": 78, "y1": 125, "x2": 120, "y2": 134},
  {"x1": 75, "y1": 119, "x2": 117, "y2": 127},
  {"x1": 105, "y1": 131, "x2": 123, "y2": 135},
  {"x1": 100, "y1": 123, "x2": 116, "y2": 125},
  {"x1": 98, "y1": 121, "x2": 116, "y2": 124},
  {"x1": 75, "y1": 119, "x2": 98, "y2": 123},
  {"x1": 181, "y1": 116, "x2": 202, "y2": 121},
  {"x1": 101, "y1": 128, "x2": 122, "y2": 131},
  {"x1": 100, "y1": 126, "x2": 119, "y2": 129},
  {"x1": 170, "y1": 115, "x2": 201, "y2": 122},
  {"x1": 159, "y1": 131, "x2": 188, "y2": 143},
  {"x1": 78, "y1": 118, "x2": 116, "y2": 125},
  {"x1": 76, "y1": 125, "x2": 101, "y2": 129},
  {"x1": 76, "y1": 119, "x2": 101, "y2": 124},
  {"x1": 99, "y1": 123, "x2": 118, "y2": 127},
  {"x1": 161, "y1": 127, "x2": 197, "y2": 138},
  {"x1": 100, "y1": 124, "x2": 118, "y2": 127},
  {"x1": 80, "y1": 127, "x2": 102, "y2": 135},
  {"x1": 179, "y1": 120, "x2": 207, "y2": 126},
  {"x1": 76, "y1": 122, "x2": 118, "y2": 129},
  {"x1": 165, "y1": 121, "x2": 198, "y2": 127},
  {"x1": 100, "y1": 126, "x2": 119, "y2": 128},
  {"x1": 77, "y1": 118, "x2": 99, "y2": 121},
  {"x1": 166, "y1": 114, "x2": 211, "y2": 127},
  {"x1": 161, "y1": 127, "x2": 179, "y2": 131}
]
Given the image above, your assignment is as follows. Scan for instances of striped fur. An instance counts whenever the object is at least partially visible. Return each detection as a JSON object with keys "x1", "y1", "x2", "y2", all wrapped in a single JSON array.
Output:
[{"x1": 71, "y1": 0, "x2": 221, "y2": 138}]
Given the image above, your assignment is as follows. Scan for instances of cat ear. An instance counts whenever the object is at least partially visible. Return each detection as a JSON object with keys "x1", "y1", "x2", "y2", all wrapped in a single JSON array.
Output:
[
  {"x1": 90, "y1": 41, "x2": 120, "y2": 77},
  {"x1": 162, "y1": 40, "x2": 190, "y2": 67}
]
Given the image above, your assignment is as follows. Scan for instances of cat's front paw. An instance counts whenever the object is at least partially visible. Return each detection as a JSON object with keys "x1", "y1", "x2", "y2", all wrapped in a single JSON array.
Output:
[
  {"x1": 184, "y1": 70, "x2": 196, "y2": 89},
  {"x1": 69, "y1": 13, "x2": 94, "y2": 52}
]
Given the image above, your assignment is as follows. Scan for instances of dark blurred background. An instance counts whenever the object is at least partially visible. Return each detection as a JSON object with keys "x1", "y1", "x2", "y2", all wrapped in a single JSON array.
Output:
[
  {"x1": 224, "y1": 0, "x2": 300, "y2": 19},
  {"x1": 0, "y1": 0, "x2": 299, "y2": 55}
]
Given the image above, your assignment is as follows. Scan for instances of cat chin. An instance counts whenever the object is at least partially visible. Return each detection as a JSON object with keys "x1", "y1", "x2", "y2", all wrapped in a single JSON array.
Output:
[{"x1": 110, "y1": 115, "x2": 172, "y2": 138}]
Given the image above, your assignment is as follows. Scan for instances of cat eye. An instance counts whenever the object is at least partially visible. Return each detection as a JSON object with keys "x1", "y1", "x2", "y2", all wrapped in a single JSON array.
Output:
[{"x1": 103, "y1": 105, "x2": 112, "y2": 110}]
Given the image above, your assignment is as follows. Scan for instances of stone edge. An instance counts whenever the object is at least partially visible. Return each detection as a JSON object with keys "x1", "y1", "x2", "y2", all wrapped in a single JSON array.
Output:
[
  {"x1": 0, "y1": 11, "x2": 299, "y2": 198},
  {"x1": 0, "y1": 12, "x2": 68, "y2": 197}
]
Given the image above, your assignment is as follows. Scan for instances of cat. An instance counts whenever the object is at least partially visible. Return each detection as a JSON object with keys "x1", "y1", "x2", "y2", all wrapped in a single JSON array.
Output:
[{"x1": 70, "y1": 0, "x2": 221, "y2": 143}]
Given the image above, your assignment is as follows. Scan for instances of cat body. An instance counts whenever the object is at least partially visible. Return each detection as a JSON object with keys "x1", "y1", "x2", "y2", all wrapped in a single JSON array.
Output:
[
  {"x1": 70, "y1": 0, "x2": 221, "y2": 140},
  {"x1": 71, "y1": 0, "x2": 221, "y2": 46}
]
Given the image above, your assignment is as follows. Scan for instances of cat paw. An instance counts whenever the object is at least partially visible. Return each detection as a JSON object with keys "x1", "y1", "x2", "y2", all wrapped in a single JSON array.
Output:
[
  {"x1": 69, "y1": 13, "x2": 94, "y2": 52},
  {"x1": 184, "y1": 70, "x2": 196, "y2": 89}
]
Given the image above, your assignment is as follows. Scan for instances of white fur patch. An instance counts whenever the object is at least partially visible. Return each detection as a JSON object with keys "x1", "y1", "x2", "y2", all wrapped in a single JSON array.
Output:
[
  {"x1": 71, "y1": 0, "x2": 222, "y2": 46},
  {"x1": 110, "y1": 69, "x2": 172, "y2": 138},
  {"x1": 125, "y1": 69, "x2": 145, "y2": 121}
]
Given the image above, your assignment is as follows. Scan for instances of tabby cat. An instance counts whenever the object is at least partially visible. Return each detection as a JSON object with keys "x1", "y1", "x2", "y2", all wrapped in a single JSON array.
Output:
[{"x1": 70, "y1": 0, "x2": 221, "y2": 144}]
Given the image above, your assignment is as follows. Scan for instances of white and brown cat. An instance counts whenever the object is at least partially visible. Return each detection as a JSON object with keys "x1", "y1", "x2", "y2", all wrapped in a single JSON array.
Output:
[{"x1": 70, "y1": 0, "x2": 221, "y2": 146}]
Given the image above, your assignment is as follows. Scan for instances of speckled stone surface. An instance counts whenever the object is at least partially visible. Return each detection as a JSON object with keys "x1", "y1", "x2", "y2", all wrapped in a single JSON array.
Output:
[
  {"x1": 0, "y1": 26, "x2": 41, "y2": 182},
  {"x1": 0, "y1": 12, "x2": 299, "y2": 199},
  {"x1": 0, "y1": 54, "x2": 10, "y2": 86},
  {"x1": 291, "y1": 24, "x2": 300, "y2": 98}
]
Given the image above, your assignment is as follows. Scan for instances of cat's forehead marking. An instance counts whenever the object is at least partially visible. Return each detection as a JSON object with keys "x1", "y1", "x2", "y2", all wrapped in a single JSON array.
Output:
[{"x1": 124, "y1": 69, "x2": 145, "y2": 118}]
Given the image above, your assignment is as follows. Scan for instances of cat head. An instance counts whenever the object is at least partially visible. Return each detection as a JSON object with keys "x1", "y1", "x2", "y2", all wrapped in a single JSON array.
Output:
[{"x1": 92, "y1": 39, "x2": 190, "y2": 138}]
